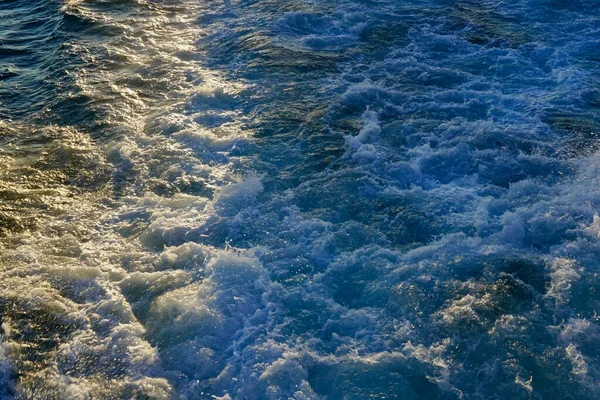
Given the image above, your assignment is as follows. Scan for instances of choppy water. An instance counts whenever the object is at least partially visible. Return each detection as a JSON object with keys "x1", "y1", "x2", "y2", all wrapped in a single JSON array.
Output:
[{"x1": 1, "y1": 0, "x2": 599, "y2": 398}]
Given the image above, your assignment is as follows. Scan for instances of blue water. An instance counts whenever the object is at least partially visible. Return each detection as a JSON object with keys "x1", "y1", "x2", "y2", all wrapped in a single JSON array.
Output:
[{"x1": 1, "y1": 0, "x2": 599, "y2": 398}]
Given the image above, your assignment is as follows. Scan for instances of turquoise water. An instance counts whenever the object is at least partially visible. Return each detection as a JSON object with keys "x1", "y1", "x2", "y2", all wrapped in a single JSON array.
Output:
[{"x1": 1, "y1": 0, "x2": 599, "y2": 398}]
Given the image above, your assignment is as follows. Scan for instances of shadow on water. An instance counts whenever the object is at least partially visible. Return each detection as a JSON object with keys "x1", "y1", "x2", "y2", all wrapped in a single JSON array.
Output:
[{"x1": 449, "y1": 0, "x2": 531, "y2": 48}]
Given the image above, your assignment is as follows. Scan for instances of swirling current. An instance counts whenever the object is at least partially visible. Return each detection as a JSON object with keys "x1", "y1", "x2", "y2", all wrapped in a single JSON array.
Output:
[{"x1": 1, "y1": 0, "x2": 599, "y2": 399}]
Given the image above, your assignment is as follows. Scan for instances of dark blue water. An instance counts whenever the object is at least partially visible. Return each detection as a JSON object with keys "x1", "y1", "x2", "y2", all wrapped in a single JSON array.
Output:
[{"x1": 1, "y1": 0, "x2": 600, "y2": 398}]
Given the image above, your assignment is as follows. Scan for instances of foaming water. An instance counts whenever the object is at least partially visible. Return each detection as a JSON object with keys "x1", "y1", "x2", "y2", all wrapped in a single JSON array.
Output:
[{"x1": 1, "y1": 0, "x2": 600, "y2": 398}]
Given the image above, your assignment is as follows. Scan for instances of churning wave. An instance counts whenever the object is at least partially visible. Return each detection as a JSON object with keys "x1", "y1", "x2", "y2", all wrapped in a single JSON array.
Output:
[{"x1": 1, "y1": 0, "x2": 599, "y2": 398}]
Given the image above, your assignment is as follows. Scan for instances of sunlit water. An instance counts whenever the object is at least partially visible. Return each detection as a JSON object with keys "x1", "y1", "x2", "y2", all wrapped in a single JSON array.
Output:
[{"x1": 1, "y1": 0, "x2": 599, "y2": 398}]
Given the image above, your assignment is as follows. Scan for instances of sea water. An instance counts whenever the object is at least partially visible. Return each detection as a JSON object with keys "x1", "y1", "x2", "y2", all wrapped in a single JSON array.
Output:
[{"x1": 0, "y1": 0, "x2": 599, "y2": 398}]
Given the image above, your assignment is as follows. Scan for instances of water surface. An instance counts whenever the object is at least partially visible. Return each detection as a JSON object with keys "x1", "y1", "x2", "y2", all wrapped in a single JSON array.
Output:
[{"x1": 1, "y1": 0, "x2": 600, "y2": 398}]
